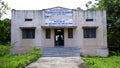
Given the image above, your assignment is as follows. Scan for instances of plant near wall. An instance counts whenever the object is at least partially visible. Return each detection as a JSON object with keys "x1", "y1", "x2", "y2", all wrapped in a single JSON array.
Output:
[
  {"x1": 83, "y1": 54, "x2": 120, "y2": 68},
  {"x1": 0, "y1": 45, "x2": 11, "y2": 56},
  {"x1": 0, "y1": 45, "x2": 41, "y2": 68}
]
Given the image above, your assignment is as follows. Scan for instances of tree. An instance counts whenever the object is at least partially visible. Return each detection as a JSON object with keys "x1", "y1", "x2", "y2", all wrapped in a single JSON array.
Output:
[
  {"x1": 76, "y1": 7, "x2": 83, "y2": 10},
  {"x1": 0, "y1": 0, "x2": 10, "y2": 45},
  {"x1": 0, "y1": 0, "x2": 10, "y2": 19},
  {"x1": 86, "y1": 0, "x2": 120, "y2": 50},
  {"x1": 0, "y1": 18, "x2": 11, "y2": 44},
  {"x1": 85, "y1": 1, "x2": 92, "y2": 9}
]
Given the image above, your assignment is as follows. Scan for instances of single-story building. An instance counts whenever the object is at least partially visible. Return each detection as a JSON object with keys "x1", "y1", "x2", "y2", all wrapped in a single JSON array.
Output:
[{"x1": 11, "y1": 7, "x2": 108, "y2": 57}]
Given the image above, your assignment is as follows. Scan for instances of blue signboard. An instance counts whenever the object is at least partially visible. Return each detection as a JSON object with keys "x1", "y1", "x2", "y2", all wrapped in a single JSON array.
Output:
[
  {"x1": 45, "y1": 8, "x2": 73, "y2": 16},
  {"x1": 45, "y1": 7, "x2": 73, "y2": 26}
]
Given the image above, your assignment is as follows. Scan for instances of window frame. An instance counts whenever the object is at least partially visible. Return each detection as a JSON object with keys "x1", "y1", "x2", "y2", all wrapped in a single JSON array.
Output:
[
  {"x1": 83, "y1": 28, "x2": 96, "y2": 38},
  {"x1": 22, "y1": 28, "x2": 35, "y2": 39},
  {"x1": 68, "y1": 28, "x2": 73, "y2": 38},
  {"x1": 45, "y1": 29, "x2": 51, "y2": 39}
]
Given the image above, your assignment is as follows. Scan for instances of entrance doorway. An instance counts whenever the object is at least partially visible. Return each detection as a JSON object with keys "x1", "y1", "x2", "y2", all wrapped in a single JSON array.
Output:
[{"x1": 55, "y1": 29, "x2": 64, "y2": 46}]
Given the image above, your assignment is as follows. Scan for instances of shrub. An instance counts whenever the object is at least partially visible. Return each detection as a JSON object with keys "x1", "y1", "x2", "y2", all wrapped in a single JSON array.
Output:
[
  {"x1": 109, "y1": 51, "x2": 120, "y2": 56},
  {"x1": 83, "y1": 52, "x2": 120, "y2": 68},
  {"x1": 0, "y1": 47, "x2": 41, "y2": 68},
  {"x1": 0, "y1": 45, "x2": 11, "y2": 56}
]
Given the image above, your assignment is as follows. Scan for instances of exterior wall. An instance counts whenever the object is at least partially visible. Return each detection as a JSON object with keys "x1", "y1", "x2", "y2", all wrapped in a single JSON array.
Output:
[
  {"x1": 77, "y1": 10, "x2": 108, "y2": 57},
  {"x1": 41, "y1": 28, "x2": 76, "y2": 47},
  {"x1": 11, "y1": 10, "x2": 43, "y2": 54},
  {"x1": 41, "y1": 28, "x2": 54, "y2": 47},
  {"x1": 11, "y1": 7, "x2": 108, "y2": 57},
  {"x1": 64, "y1": 28, "x2": 75, "y2": 47}
]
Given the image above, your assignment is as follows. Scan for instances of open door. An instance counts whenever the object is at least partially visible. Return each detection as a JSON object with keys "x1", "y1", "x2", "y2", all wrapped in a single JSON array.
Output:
[{"x1": 55, "y1": 29, "x2": 64, "y2": 46}]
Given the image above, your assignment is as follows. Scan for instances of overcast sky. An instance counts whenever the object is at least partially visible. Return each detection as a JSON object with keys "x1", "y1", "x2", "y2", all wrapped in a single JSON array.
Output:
[{"x1": 2, "y1": 0, "x2": 96, "y2": 19}]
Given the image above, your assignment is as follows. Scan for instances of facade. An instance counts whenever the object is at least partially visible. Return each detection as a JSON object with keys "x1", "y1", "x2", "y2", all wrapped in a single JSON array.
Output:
[{"x1": 11, "y1": 7, "x2": 108, "y2": 57}]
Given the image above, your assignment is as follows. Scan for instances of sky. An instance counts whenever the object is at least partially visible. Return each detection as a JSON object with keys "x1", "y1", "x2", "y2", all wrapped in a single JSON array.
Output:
[{"x1": 2, "y1": 0, "x2": 96, "y2": 19}]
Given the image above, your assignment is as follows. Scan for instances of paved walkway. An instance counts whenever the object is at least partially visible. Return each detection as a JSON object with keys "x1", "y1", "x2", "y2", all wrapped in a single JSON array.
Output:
[{"x1": 25, "y1": 57, "x2": 84, "y2": 68}]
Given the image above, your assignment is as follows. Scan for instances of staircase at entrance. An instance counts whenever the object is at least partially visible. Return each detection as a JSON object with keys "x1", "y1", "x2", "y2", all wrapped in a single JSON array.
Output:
[{"x1": 42, "y1": 47, "x2": 80, "y2": 57}]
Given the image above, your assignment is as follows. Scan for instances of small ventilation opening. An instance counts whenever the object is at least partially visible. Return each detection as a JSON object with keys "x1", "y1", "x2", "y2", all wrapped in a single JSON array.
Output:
[
  {"x1": 25, "y1": 19, "x2": 32, "y2": 21},
  {"x1": 86, "y1": 19, "x2": 93, "y2": 21}
]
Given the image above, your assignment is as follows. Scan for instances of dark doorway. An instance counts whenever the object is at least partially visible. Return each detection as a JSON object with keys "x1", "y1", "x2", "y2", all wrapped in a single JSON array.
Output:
[{"x1": 55, "y1": 29, "x2": 64, "y2": 46}]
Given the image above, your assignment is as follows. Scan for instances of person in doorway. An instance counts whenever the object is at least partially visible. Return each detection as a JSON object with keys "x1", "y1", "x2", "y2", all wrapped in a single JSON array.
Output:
[{"x1": 58, "y1": 35, "x2": 62, "y2": 45}]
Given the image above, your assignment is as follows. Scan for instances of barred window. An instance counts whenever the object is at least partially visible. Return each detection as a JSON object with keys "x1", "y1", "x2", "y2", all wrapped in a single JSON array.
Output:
[
  {"x1": 84, "y1": 28, "x2": 96, "y2": 38},
  {"x1": 46, "y1": 29, "x2": 51, "y2": 39},
  {"x1": 22, "y1": 29, "x2": 35, "y2": 39},
  {"x1": 68, "y1": 28, "x2": 73, "y2": 38}
]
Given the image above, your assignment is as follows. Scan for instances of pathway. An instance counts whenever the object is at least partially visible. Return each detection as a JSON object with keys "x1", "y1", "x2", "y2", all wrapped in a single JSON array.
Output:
[{"x1": 25, "y1": 57, "x2": 84, "y2": 68}]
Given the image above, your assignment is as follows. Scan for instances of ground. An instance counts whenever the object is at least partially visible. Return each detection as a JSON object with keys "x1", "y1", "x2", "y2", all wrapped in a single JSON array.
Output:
[{"x1": 25, "y1": 57, "x2": 84, "y2": 68}]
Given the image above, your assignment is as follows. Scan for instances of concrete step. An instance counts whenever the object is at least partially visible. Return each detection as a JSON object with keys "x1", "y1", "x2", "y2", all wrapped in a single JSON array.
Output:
[{"x1": 42, "y1": 47, "x2": 80, "y2": 57}]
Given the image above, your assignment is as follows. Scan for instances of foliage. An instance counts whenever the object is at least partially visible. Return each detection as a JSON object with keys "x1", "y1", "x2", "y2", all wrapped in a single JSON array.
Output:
[
  {"x1": 0, "y1": 0, "x2": 10, "y2": 19},
  {"x1": 86, "y1": 0, "x2": 120, "y2": 47},
  {"x1": 0, "y1": 45, "x2": 11, "y2": 56},
  {"x1": 83, "y1": 52, "x2": 120, "y2": 68},
  {"x1": 86, "y1": 1, "x2": 93, "y2": 9},
  {"x1": 76, "y1": 7, "x2": 83, "y2": 10},
  {"x1": 0, "y1": 46, "x2": 41, "y2": 68},
  {"x1": 0, "y1": 0, "x2": 10, "y2": 44},
  {"x1": 109, "y1": 51, "x2": 120, "y2": 56},
  {"x1": 0, "y1": 18, "x2": 11, "y2": 44}
]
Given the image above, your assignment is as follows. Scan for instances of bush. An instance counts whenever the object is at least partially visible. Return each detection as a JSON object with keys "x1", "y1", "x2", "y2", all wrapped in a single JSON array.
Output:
[
  {"x1": 83, "y1": 52, "x2": 120, "y2": 68},
  {"x1": 0, "y1": 47, "x2": 41, "y2": 68},
  {"x1": 109, "y1": 51, "x2": 120, "y2": 56},
  {"x1": 0, "y1": 45, "x2": 11, "y2": 56}
]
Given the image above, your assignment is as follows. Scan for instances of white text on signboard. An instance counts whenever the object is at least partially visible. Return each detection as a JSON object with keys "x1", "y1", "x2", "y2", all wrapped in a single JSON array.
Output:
[
  {"x1": 45, "y1": 19, "x2": 73, "y2": 26},
  {"x1": 45, "y1": 8, "x2": 73, "y2": 16}
]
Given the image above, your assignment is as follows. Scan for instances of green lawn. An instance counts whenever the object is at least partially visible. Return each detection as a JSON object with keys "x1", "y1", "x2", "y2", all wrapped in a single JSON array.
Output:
[
  {"x1": 83, "y1": 53, "x2": 120, "y2": 68},
  {"x1": 0, "y1": 45, "x2": 41, "y2": 68}
]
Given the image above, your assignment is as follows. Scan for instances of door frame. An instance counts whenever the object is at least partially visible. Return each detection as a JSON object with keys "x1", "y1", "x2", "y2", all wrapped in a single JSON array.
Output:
[{"x1": 54, "y1": 29, "x2": 64, "y2": 47}]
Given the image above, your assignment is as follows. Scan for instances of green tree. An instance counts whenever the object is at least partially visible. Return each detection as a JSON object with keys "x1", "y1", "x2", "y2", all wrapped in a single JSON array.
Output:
[
  {"x1": 86, "y1": 0, "x2": 120, "y2": 49},
  {"x1": 85, "y1": 1, "x2": 92, "y2": 9},
  {"x1": 0, "y1": 0, "x2": 10, "y2": 19},
  {"x1": 0, "y1": 18, "x2": 11, "y2": 44},
  {"x1": 76, "y1": 7, "x2": 83, "y2": 10},
  {"x1": 0, "y1": 0, "x2": 10, "y2": 44}
]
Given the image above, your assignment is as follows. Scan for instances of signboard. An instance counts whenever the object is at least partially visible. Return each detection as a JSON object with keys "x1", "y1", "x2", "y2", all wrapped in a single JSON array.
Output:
[
  {"x1": 45, "y1": 8, "x2": 73, "y2": 16},
  {"x1": 45, "y1": 7, "x2": 73, "y2": 26},
  {"x1": 45, "y1": 19, "x2": 73, "y2": 26}
]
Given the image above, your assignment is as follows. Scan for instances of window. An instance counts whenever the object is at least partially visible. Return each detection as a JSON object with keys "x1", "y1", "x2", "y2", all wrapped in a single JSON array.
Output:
[
  {"x1": 86, "y1": 19, "x2": 93, "y2": 21},
  {"x1": 25, "y1": 19, "x2": 32, "y2": 21},
  {"x1": 46, "y1": 29, "x2": 51, "y2": 39},
  {"x1": 22, "y1": 29, "x2": 35, "y2": 39},
  {"x1": 68, "y1": 28, "x2": 73, "y2": 38},
  {"x1": 84, "y1": 28, "x2": 96, "y2": 38}
]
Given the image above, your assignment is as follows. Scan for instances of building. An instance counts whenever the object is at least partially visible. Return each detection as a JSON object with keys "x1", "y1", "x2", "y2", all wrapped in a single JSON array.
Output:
[{"x1": 11, "y1": 7, "x2": 108, "y2": 57}]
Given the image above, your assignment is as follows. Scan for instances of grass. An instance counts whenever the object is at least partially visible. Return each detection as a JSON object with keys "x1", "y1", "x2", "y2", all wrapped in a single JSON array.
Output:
[
  {"x1": 82, "y1": 51, "x2": 120, "y2": 68},
  {"x1": 0, "y1": 45, "x2": 41, "y2": 68}
]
